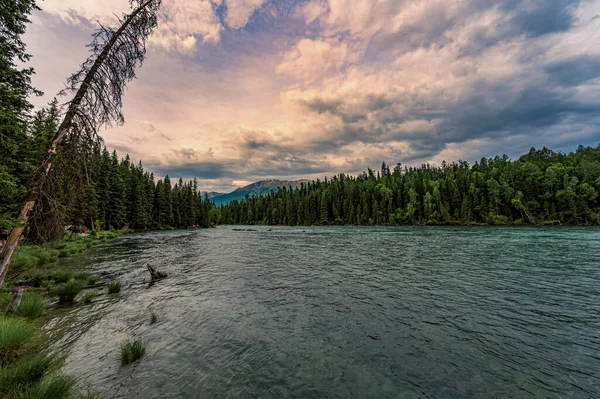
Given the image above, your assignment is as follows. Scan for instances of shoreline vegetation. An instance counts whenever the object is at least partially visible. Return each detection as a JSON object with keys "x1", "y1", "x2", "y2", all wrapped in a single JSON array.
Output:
[
  {"x1": 218, "y1": 146, "x2": 600, "y2": 227},
  {"x1": 0, "y1": 229, "x2": 130, "y2": 398}
]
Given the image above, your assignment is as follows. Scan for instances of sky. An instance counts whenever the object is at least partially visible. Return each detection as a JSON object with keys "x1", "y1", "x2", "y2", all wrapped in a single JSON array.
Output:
[{"x1": 24, "y1": 0, "x2": 600, "y2": 192}]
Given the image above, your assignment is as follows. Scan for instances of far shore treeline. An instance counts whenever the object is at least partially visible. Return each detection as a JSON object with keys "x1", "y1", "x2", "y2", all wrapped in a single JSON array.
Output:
[
  {"x1": 3, "y1": 97, "x2": 600, "y2": 238},
  {"x1": 2, "y1": 96, "x2": 599, "y2": 236},
  {"x1": 218, "y1": 145, "x2": 600, "y2": 226}
]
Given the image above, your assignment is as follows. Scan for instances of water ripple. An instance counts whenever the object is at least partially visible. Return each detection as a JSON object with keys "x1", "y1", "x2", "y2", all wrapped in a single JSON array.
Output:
[{"x1": 47, "y1": 226, "x2": 600, "y2": 398}]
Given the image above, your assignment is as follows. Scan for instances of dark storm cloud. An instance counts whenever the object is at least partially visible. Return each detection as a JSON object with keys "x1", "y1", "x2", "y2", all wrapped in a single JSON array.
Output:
[
  {"x1": 149, "y1": 161, "x2": 233, "y2": 179},
  {"x1": 148, "y1": 141, "x2": 333, "y2": 180},
  {"x1": 368, "y1": 0, "x2": 583, "y2": 57},
  {"x1": 545, "y1": 55, "x2": 600, "y2": 86},
  {"x1": 502, "y1": 0, "x2": 580, "y2": 37}
]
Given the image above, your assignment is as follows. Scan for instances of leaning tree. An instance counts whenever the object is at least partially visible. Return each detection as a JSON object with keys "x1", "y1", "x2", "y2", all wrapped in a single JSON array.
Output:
[{"x1": 0, "y1": 0, "x2": 162, "y2": 287}]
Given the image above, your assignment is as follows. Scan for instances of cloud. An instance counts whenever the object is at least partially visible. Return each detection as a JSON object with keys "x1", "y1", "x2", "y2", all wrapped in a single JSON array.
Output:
[
  {"x1": 223, "y1": 0, "x2": 269, "y2": 29},
  {"x1": 25, "y1": 0, "x2": 600, "y2": 193},
  {"x1": 36, "y1": 0, "x2": 274, "y2": 54},
  {"x1": 276, "y1": 38, "x2": 357, "y2": 83},
  {"x1": 284, "y1": 0, "x2": 600, "y2": 162}
]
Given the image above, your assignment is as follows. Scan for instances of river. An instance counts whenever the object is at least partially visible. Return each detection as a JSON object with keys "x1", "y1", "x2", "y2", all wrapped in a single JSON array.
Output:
[{"x1": 45, "y1": 226, "x2": 600, "y2": 398}]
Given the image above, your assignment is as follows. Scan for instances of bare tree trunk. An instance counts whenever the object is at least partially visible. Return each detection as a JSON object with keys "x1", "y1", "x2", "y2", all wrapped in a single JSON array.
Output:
[{"x1": 0, "y1": 0, "x2": 156, "y2": 288}]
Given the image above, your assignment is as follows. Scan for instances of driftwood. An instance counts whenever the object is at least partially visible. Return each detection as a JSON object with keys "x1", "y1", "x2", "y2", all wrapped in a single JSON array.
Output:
[
  {"x1": 5, "y1": 288, "x2": 24, "y2": 313},
  {"x1": 147, "y1": 264, "x2": 167, "y2": 280}
]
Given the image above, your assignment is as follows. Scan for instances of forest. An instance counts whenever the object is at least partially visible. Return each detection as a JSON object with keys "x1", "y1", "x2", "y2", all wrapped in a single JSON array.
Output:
[
  {"x1": 2, "y1": 0, "x2": 599, "y2": 244},
  {"x1": 218, "y1": 146, "x2": 600, "y2": 226},
  {"x1": 3, "y1": 93, "x2": 600, "y2": 234},
  {"x1": 1, "y1": 99, "x2": 215, "y2": 242}
]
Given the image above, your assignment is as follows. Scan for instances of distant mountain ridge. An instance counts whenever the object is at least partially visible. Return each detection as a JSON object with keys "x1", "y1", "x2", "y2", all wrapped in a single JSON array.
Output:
[
  {"x1": 210, "y1": 179, "x2": 309, "y2": 205},
  {"x1": 201, "y1": 191, "x2": 225, "y2": 199}
]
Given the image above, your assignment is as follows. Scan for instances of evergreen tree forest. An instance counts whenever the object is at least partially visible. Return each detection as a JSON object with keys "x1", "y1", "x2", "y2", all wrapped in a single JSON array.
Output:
[
  {"x1": 2, "y1": 1, "x2": 599, "y2": 238},
  {"x1": 218, "y1": 146, "x2": 600, "y2": 226},
  {"x1": 0, "y1": 1, "x2": 213, "y2": 243},
  {"x1": 2, "y1": 100, "x2": 215, "y2": 242}
]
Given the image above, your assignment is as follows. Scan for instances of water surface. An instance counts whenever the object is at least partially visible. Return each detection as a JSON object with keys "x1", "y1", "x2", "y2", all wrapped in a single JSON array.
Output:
[{"x1": 47, "y1": 226, "x2": 600, "y2": 398}]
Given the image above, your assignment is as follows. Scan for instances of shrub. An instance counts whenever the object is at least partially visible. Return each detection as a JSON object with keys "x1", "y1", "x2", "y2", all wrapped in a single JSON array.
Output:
[
  {"x1": 120, "y1": 339, "x2": 146, "y2": 365},
  {"x1": 108, "y1": 281, "x2": 121, "y2": 294},
  {"x1": 12, "y1": 293, "x2": 45, "y2": 319},
  {"x1": 17, "y1": 374, "x2": 77, "y2": 399},
  {"x1": 51, "y1": 280, "x2": 85, "y2": 303},
  {"x1": 80, "y1": 291, "x2": 97, "y2": 304},
  {"x1": 50, "y1": 270, "x2": 74, "y2": 284},
  {"x1": 73, "y1": 271, "x2": 90, "y2": 281},
  {"x1": 40, "y1": 280, "x2": 53, "y2": 289},
  {"x1": 86, "y1": 275, "x2": 99, "y2": 285},
  {"x1": 74, "y1": 272, "x2": 99, "y2": 285},
  {"x1": 0, "y1": 317, "x2": 34, "y2": 359},
  {"x1": 150, "y1": 312, "x2": 157, "y2": 324},
  {"x1": 0, "y1": 354, "x2": 55, "y2": 395}
]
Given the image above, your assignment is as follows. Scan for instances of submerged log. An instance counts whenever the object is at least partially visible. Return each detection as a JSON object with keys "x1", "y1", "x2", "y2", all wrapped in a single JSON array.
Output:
[{"x1": 147, "y1": 264, "x2": 167, "y2": 280}]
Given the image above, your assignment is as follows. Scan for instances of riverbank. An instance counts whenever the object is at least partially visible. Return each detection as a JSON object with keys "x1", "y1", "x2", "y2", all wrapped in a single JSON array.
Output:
[{"x1": 0, "y1": 229, "x2": 131, "y2": 397}]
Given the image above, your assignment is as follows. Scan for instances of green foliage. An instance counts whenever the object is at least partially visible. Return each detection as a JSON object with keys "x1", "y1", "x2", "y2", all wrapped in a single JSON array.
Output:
[
  {"x1": 108, "y1": 280, "x2": 121, "y2": 294},
  {"x1": 16, "y1": 374, "x2": 77, "y2": 399},
  {"x1": 0, "y1": 354, "x2": 55, "y2": 395},
  {"x1": 11, "y1": 247, "x2": 59, "y2": 269},
  {"x1": 73, "y1": 271, "x2": 99, "y2": 285},
  {"x1": 12, "y1": 293, "x2": 45, "y2": 319},
  {"x1": 39, "y1": 280, "x2": 53, "y2": 289},
  {"x1": 86, "y1": 274, "x2": 99, "y2": 285},
  {"x1": 80, "y1": 291, "x2": 97, "y2": 304},
  {"x1": 51, "y1": 280, "x2": 85, "y2": 303},
  {"x1": 220, "y1": 147, "x2": 600, "y2": 226},
  {"x1": 0, "y1": 0, "x2": 41, "y2": 227},
  {"x1": 57, "y1": 241, "x2": 89, "y2": 257},
  {"x1": 0, "y1": 317, "x2": 34, "y2": 359},
  {"x1": 120, "y1": 339, "x2": 146, "y2": 365},
  {"x1": 50, "y1": 270, "x2": 74, "y2": 284},
  {"x1": 0, "y1": 292, "x2": 11, "y2": 309},
  {"x1": 150, "y1": 312, "x2": 157, "y2": 324}
]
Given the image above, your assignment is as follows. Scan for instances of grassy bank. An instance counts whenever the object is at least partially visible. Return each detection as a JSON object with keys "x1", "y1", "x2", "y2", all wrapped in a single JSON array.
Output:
[
  {"x1": 0, "y1": 292, "x2": 77, "y2": 398},
  {"x1": 0, "y1": 230, "x2": 130, "y2": 397},
  {"x1": 5, "y1": 230, "x2": 129, "y2": 289}
]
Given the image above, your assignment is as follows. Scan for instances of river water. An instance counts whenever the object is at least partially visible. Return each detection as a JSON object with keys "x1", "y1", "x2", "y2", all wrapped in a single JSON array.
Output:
[{"x1": 46, "y1": 226, "x2": 600, "y2": 398}]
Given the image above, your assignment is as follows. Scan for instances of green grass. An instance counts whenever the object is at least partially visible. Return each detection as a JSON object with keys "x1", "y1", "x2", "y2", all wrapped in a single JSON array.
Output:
[
  {"x1": 108, "y1": 280, "x2": 121, "y2": 294},
  {"x1": 97, "y1": 230, "x2": 122, "y2": 240},
  {"x1": 11, "y1": 247, "x2": 59, "y2": 270},
  {"x1": 7, "y1": 230, "x2": 131, "y2": 285},
  {"x1": 57, "y1": 242, "x2": 88, "y2": 258},
  {"x1": 0, "y1": 292, "x2": 11, "y2": 309},
  {"x1": 16, "y1": 373, "x2": 77, "y2": 399},
  {"x1": 80, "y1": 291, "x2": 97, "y2": 304},
  {"x1": 150, "y1": 312, "x2": 157, "y2": 324},
  {"x1": 51, "y1": 280, "x2": 86, "y2": 303},
  {"x1": 0, "y1": 354, "x2": 55, "y2": 395},
  {"x1": 86, "y1": 275, "x2": 99, "y2": 285},
  {"x1": 0, "y1": 317, "x2": 34, "y2": 360},
  {"x1": 12, "y1": 293, "x2": 45, "y2": 319},
  {"x1": 40, "y1": 280, "x2": 53, "y2": 289},
  {"x1": 120, "y1": 339, "x2": 146, "y2": 365},
  {"x1": 73, "y1": 271, "x2": 99, "y2": 285},
  {"x1": 50, "y1": 270, "x2": 74, "y2": 284}
]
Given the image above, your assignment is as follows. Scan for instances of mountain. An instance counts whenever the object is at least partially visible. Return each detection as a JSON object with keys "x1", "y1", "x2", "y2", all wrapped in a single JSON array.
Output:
[
  {"x1": 210, "y1": 179, "x2": 309, "y2": 206},
  {"x1": 201, "y1": 191, "x2": 225, "y2": 199}
]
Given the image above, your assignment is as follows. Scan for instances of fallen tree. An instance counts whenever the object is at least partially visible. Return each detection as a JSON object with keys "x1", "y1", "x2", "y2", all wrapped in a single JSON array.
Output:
[{"x1": 0, "y1": 0, "x2": 162, "y2": 288}]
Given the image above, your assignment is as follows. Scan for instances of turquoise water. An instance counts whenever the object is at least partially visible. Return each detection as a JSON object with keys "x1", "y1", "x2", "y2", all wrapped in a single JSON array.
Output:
[{"x1": 47, "y1": 226, "x2": 600, "y2": 398}]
